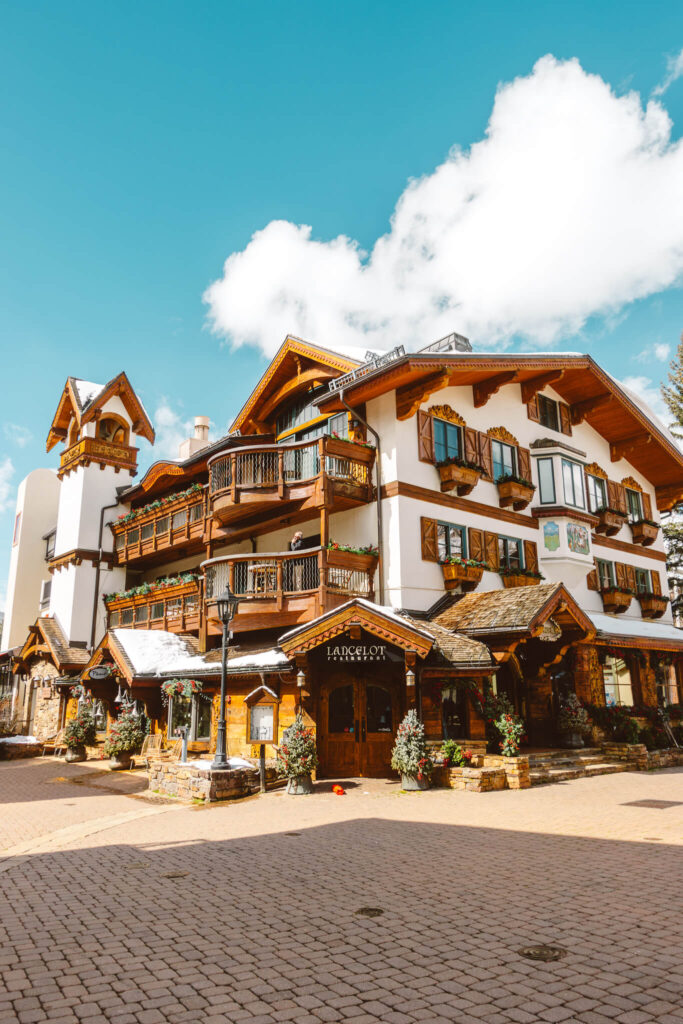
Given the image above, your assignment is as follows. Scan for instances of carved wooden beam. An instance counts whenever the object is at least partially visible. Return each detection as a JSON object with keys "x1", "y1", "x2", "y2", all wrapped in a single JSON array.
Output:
[
  {"x1": 570, "y1": 392, "x2": 613, "y2": 425},
  {"x1": 472, "y1": 371, "x2": 518, "y2": 408},
  {"x1": 520, "y1": 370, "x2": 564, "y2": 405},
  {"x1": 655, "y1": 483, "x2": 683, "y2": 512},
  {"x1": 610, "y1": 434, "x2": 652, "y2": 462},
  {"x1": 395, "y1": 370, "x2": 451, "y2": 420}
]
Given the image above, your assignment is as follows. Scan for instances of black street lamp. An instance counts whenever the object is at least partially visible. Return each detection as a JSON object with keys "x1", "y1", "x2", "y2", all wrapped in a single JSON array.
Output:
[{"x1": 211, "y1": 584, "x2": 240, "y2": 770}]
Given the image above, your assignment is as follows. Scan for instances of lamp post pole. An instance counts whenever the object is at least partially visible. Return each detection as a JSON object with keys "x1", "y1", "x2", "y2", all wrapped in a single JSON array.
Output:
[{"x1": 211, "y1": 586, "x2": 238, "y2": 770}]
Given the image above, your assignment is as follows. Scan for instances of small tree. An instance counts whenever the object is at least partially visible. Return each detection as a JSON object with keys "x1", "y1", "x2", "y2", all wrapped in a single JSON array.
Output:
[
  {"x1": 277, "y1": 713, "x2": 318, "y2": 779},
  {"x1": 103, "y1": 707, "x2": 145, "y2": 759},
  {"x1": 64, "y1": 707, "x2": 96, "y2": 749},
  {"x1": 391, "y1": 709, "x2": 433, "y2": 780},
  {"x1": 661, "y1": 334, "x2": 683, "y2": 440},
  {"x1": 661, "y1": 335, "x2": 683, "y2": 624}
]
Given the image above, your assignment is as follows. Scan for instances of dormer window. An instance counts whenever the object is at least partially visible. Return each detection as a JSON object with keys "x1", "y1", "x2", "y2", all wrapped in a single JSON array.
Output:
[
  {"x1": 433, "y1": 418, "x2": 462, "y2": 463},
  {"x1": 98, "y1": 418, "x2": 127, "y2": 444}
]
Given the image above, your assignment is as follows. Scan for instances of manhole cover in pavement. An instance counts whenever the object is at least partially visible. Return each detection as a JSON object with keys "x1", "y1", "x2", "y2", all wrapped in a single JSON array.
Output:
[
  {"x1": 355, "y1": 907, "x2": 384, "y2": 918},
  {"x1": 161, "y1": 871, "x2": 189, "y2": 879},
  {"x1": 623, "y1": 800, "x2": 683, "y2": 809},
  {"x1": 518, "y1": 944, "x2": 566, "y2": 962}
]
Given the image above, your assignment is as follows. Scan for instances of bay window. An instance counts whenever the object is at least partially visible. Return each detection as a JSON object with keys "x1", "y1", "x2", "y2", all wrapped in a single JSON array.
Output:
[
  {"x1": 562, "y1": 459, "x2": 585, "y2": 509},
  {"x1": 537, "y1": 458, "x2": 556, "y2": 504}
]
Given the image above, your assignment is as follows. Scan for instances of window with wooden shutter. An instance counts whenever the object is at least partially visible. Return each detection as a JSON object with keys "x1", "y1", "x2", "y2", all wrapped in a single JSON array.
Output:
[
  {"x1": 517, "y1": 446, "x2": 531, "y2": 483},
  {"x1": 587, "y1": 567, "x2": 599, "y2": 591},
  {"x1": 641, "y1": 492, "x2": 653, "y2": 521},
  {"x1": 484, "y1": 531, "x2": 499, "y2": 570},
  {"x1": 468, "y1": 527, "x2": 485, "y2": 564},
  {"x1": 607, "y1": 480, "x2": 627, "y2": 515},
  {"x1": 464, "y1": 427, "x2": 479, "y2": 466},
  {"x1": 651, "y1": 570, "x2": 661, "y2": 595},
  {"x1": 478, "y1": 432, "x2": 493, "y2": 479},
  {"x1": 559, "y1": 402, "x2": 572, "y2": 436},
  {"x1": 615, "y1": 562, "x2": 628, "y2": 589},
  {"x1": 624, "y1": 564, "x2": 636, "y2": 594},
  {"x1": 527, "y1": 395, "x2": 540, "y2": 422},
  {"x1": 417, "y1": 410, "x2": 435, "y2": 463},
  {"x1": 523, "y1": 540, "x2": 538, "y2": 574},
  {"x1": 420, "y1": 517, "x2": 438, "y2": 561}
]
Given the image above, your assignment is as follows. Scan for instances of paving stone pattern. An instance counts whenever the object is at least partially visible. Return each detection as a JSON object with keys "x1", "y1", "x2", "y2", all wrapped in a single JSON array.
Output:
[{"x1": 0, "y1": 762, "x2": 682, "y2": 1023}]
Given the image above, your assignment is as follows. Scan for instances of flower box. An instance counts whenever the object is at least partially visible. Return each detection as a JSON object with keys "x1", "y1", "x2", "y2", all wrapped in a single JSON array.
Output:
[
  {"x1": 601, "y1": 588, "x2": 633, "y2": 614},
  {"x1": 637, "y1": 593, "x2": 669, "y2": 619},
  {"x1": 441, "y1": 562, "x2": 485, "y2": 592},
  {"x1": 436, "y1": 462, "x2": 482, "y2": 496},
  {"x1": 326, "y1": 546, "x2": 378, "y2": 573},
  {"x1": 594, "y1": 507, "x2": 627, "y2": 537},
  {"x1": 497, "y1": 477, "x2": 535, "y2": 511},
  {"x1": 630, "y1": 520, "x2": 659, "y2": 546},
  {"x1": 500, "y1": 573, "x2": 541, "y2": 588}
]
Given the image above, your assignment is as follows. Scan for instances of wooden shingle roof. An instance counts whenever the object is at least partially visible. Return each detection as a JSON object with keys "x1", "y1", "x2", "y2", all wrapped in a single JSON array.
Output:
[{"x1": 433, "y1": 583, "x2": 594, "y2": 639}]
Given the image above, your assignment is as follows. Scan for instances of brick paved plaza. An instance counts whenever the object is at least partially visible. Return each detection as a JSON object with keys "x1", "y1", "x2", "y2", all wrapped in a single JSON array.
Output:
[{"x1": 1, "y1": 761, "x2": 682, "y2": 1024}]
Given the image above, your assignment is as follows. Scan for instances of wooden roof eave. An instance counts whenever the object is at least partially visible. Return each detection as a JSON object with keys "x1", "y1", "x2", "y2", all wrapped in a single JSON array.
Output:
[{"x1": 79, "y1": 371, "x2": 155, "y2": 444}]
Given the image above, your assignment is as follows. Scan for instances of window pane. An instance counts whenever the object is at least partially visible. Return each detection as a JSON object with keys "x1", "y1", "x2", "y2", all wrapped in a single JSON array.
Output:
[
  {"x1": 492, "y1": 441, "x2": 516, "y2": 480},
  {"x1": 141, "y1": 522, "x2": 154, "y2": 541},
  {"x1": 366, "y1": 686, "x2": 392, "y2": 733},
  {"x1": 172, "y1": 509, "x2": 187, "y2": 530},
  {"x1": 156, "y1": 516, "x2": 169, "y2": 535},
  {"x1": 194, "y1": 697, "x2": 212, "y2": 740},
  {"x1": 250, "y1": 704, "x2": 274, "y2": 742},
  {"x1": 328, "y1": 685, "x2": 355, "y2": 734},
  {"x1": 562, "y1": 460, "x2": 575, "y2": 505},
  {"x1": 597, "y1": 560, "x2": 614, "y2": 589},
  {"x1": 509, "y1": 539, "x2": 521, "y2": 569},
  {"x1": 442, "y1": 684, "x2": 467, "y2": 739},
  {"x1": 121, "y1": 608, "x2": 134, "y2": 625},
  {"x1": 587, "y1": 475, "x2": 606, "y2": 513},
  {"x1": 134, "y1": 605, "x2": 148, "y2": 623},
  {"x1": 170, "y1": 696, "x2": 192, "y2": 737},
  {"x1": 449, "y1": 526, "x2": 464, "y2": 558},
  {"x1": 626, "y1": 489, "x2": 642, "y2": 521},
  {"x1": 603, "y1": 656, "x2": 633, "y2": 706},
  {"x1": 539, "y1": 395, "x2": 559, "y2": 431},
  {"x1": 437, "y1": 523, "x2": 448, "y2": 560},
  {"x1": 190, "y1": 502, "x2": 204, "y2": 523},
  {"x1": 150, "y1": 601, "x2": 164, "y2": 620},
  {"x1": 572, "y1": 463, "x2": 585, "y2": 508},
  {"x1": 537, "y1": 458, "x2": 555, "y2": 503}
]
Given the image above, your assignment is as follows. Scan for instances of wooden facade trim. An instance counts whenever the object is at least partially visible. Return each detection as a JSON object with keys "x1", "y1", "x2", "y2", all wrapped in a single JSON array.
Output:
[
  {"x1": 486, "y1": 426, "x2": 519, "y2": 446},
  {"x1": 382, "y1": 480, "x2": 539, "y2": 530},
  {"x1": 520, "y1": 370, "x2": 564, "y2": 404},
  {"x1": 590, "y1": 533, "x2": 667, "y2": 563},
  {"x1": 531, "y1": 505, "x2": 600, "y2": 528},
  {"x1": 280, "y1": 604, "x2": 434, "y2": 659},
  {"x1": 48, "y1": 548, "x2": 115, "y2": 574},
  {"x1": 472, "y1": 371, "x2": 518, "y2": 408},
  {"x1": 396, "y1": 371, "x2": 451, "y2": 420},
  {"x1": 610, "y1": 433, "x2": 651, "y2": 462},
  {"x1": 58, "y1": 437, "x2": 139, "y2": 479},
  {"x1": 585, "y1": 461, "x2": 608, "y2": 480},
  {"x1": 570, "y1": 392, "x2": 613, "y2": 425}
]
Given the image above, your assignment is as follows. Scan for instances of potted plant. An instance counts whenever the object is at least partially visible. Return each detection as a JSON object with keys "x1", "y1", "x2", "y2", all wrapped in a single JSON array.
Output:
[
  {"x1": 637, "y1": 591, "x2": 669, "y2": 619},
  {"x1": 391, "y1": 710, "x2": 433, "y2": 790},
  {"x1": 556, "y1": 694, "x2": 591, "y2": 749},
  {"x1": 440, "y1": 741, "x2": 473, "y2": 767},
  {"x1": 64, "y1": 707, "x2": 96, "y2": 762},
  {"x1": 630, "y1": 518, "x2": 659, "y2": 546},
  {"x1": 435, "y1": 456, "x2": 483, "y2": 496},
  {"x1": 498, "y1": 567, "x2": 544, "y2": 588},
  {"x1": 439, "y1": 555, "x2": 489, "y2": 591},
  {"x1": 600, "y1": 586, "x2": 634, "y2": 613},
  {"x1": 277, "y1": 713, "x2": 318, "y2": 794},
  {"x1": 593, "y1": 505, "x2": 627, "y2": 537},
  {"x1": 103, "y1": 706, "x2": 145, "y2": 770},
  {"x1": 496, "y1": 473, "x2": 535, "y2": 510}
]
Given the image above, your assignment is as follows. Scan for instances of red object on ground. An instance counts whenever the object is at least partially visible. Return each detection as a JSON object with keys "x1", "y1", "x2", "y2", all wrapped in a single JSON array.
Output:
[{"x1": 332, "y1": 784, "x2": 345, "y2": 795}]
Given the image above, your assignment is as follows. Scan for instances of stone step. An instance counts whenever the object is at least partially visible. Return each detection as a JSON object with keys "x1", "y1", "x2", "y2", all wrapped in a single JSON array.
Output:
[
  {"x1": 530, "y1": 761, "x2": 629, "y2": 786},
  {"x1": 528, "y1": 755, "x2": 610, "y2": 769}
]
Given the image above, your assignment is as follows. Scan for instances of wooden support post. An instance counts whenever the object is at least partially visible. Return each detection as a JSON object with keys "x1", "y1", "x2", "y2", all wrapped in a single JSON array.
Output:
[
  {"x1": 278, "y1": 449, "x2": 285, "y2": 499},
  {"x1": 320, "y1": 507, "x2": 329, "y2": 548}
]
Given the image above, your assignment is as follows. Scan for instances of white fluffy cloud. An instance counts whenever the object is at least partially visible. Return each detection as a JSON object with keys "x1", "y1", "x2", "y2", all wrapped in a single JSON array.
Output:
[
  {"x1": 3, "y1": 423, "x2": 33, "y2": 448},
  {"x1": 652, "y1": 47, "x2": 683, "y2": 97},
  {"x1": 152, "y1": 402, "x2": 195, "y2": 461},
  {"x1": 205, "y1": 55, "x2": 683, "y2": 357},
  {"x1": 0, "y1": 457, "x2": 15, "y2": 514},
  {"x1": 620, "y1": 374, "x2": 671, "y2": 426},
  {"x1": 635, "y1": 342, "x2": 671, "y2": 364}
]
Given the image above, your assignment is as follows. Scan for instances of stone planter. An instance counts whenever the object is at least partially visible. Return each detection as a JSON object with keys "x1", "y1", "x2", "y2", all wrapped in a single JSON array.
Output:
[
  {"x1": 108, "y1": 752, "x2": 132, "y2": 771},
  {"x1": 441, "y1": 562, "x2": 484, "y2": 592},
  {"x1": 594, "y1": 508, "x2": 627, "y2": 537},
  {"x1": 500, "y1": 574, "x2": 541, "y2": 588},
  {"x1": 401, "y1": 774, "x2": 430, "y2": 791},
  {"x1": 600, "y1": 589, "x2": 633, "y2": 614},
  {"x1": 559, "y1": 731, "x2": 584, "y2": 749},
  {"x1": 497, "y1": 479, "x2": 535, "y2": 511},
  {"x1": 638, "y1": 594, "x2": 669, "y2": 619},
  {"x1": 65, "y1": 745, "x2": 86, "y2": 763},
  {"x1": 437, "y1": 462, "x2": 482, "y2": 496},
  {"x1": 286, "y1": 774, "x2": 313, "y2": 795},
  {"x1": 630, "y1": 520, "x2": 658, "y2": 546}
]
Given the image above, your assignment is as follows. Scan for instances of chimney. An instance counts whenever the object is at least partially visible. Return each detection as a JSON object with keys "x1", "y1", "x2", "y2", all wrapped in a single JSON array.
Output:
[{"x1": 178, "y1": 416, "x2": 211, "y2": 461}]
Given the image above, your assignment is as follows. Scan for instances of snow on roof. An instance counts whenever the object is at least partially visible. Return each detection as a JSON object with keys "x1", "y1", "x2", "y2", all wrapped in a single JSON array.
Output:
[
  {"x1": 227, "y1": 650, "x2": 290, "y2": 672},
  {"x1": 588, "y1": 612, "x2": 683, "y2": 645},
  {"x1": 72, "y1": 379, "x2": 103, "y2": 410},
  {"x1": 112, "y1": 629, "x2": 208, "y2": 676},
  {"x1": 0, "y1": 735, "x2": 40, "y2": 745}
]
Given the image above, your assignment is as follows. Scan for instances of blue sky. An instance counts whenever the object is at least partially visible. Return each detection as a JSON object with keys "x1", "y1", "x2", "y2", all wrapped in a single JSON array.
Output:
[{"x1": 1, "y1": 1, "x2": 683, "y2": 610}]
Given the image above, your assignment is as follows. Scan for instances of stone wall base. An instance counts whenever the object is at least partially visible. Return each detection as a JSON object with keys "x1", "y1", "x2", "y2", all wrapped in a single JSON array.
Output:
[
  {"x1": 434, "y1": 754, "x2": 531, "y2": 792},
  {"x1": 148, "y1": 760, "x2": 282, "y2": 802},
  {"x1": 0, "y1": 741, "x2": 44, "y2": 760},
  {"x1": 601, "y1": 743, "x2": 683, "y2": 771}
]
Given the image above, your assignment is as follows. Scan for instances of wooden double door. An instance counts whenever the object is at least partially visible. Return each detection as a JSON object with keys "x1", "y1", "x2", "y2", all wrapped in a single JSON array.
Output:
[{"x1": 318, "y1": 671, "x2": 400, "y2": 778}]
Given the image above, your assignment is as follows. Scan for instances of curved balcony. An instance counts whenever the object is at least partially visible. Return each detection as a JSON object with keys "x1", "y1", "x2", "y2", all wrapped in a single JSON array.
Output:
[
  {"x1": 208, "y1": 436, "x2": 375, "y2": 527},
  {"x1": 111, "y1": 487, "x2": 208, "y2": 567},
  {"x1": 203, "y1": 546, "x2": 378, "y2": 634}
]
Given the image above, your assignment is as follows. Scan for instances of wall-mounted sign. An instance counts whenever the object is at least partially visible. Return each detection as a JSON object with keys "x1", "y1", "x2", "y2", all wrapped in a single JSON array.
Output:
[
  {"x1": 326, "y1": 643, "x2": 388, "y2": 662},
  {"x1": 89, "y1": 666, "x2": 112, "y2": 680}
]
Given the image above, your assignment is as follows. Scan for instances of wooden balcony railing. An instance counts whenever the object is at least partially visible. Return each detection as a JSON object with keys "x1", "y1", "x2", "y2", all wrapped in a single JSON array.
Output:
[
  {"x1": 208, "y1": 436, "x2": 375, "y2": 524},
  {"x1": 203, "y1": 546, "x2": 378, "y2": 633},
  {"x1": 111, "y1": 487, "x2": 208, "y2": 566},
  {"x1": 105, "y1": 577, "x2": 202, "y2": 633},
  {"x1": 59, "y1": 436, "x2": 138, "y2": 478}
]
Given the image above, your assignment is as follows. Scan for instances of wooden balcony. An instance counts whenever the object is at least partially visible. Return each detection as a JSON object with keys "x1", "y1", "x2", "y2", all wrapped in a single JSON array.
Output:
[
  {"x1": 105, "y1": 577, "x2": 202, "y2": 633},
  {"x1": 203, "y1": 546, "x2": 378, "y2": 634},
  {"x1": 59, "y1": 436, "x2": 138, "y2": 479},
  {"x1": 208, "y1": 436, "x2": 375, "y2": 527},
  {"x1": 111, "y1": 487, "x2": 208, "y2": 567}
]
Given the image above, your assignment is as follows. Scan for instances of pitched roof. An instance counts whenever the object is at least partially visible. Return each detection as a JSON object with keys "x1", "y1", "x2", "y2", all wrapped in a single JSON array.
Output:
[
  {"x1": 17, "y1": 616, "x2": 90, "y2": 671},
  {"x1": 46, "y1": 371, "x2": 155, "y2": 452},
  {"x1": 400, "y1": 615, "x2": 492, "y2": 667},
  {"x1": 433, "y1": 583, "x2": 594, "y2": 640}
]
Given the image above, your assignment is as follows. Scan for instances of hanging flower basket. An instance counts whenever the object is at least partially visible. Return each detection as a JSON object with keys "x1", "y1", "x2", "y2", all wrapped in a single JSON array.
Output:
[{"x1": 160, "y1": 679, "x2": 203, "y2": 706}]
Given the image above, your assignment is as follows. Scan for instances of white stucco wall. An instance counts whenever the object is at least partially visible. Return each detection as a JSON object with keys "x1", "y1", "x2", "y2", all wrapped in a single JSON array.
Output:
[{"x1": 1, "y1": 469, "x2": 60, "y2": 651}]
